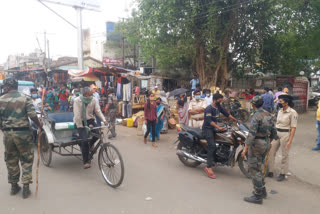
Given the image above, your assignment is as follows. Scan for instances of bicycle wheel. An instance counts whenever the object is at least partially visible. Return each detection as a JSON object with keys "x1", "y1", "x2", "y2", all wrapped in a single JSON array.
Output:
[
  {"x1": 98, "y1": 143, "x2": 124, "y2": 188},
  {"x1": 39, "y1": 132, "x2": 52, "y2": 167}
]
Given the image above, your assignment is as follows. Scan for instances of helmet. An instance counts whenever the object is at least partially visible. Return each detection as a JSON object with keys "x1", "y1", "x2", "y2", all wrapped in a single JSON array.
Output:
[
  {"x1": 251, "y1": 96, "x2": 264, "y2": 107},
  {"x1": 3, "y1": 77, "x2": 18, "y2": 89}
]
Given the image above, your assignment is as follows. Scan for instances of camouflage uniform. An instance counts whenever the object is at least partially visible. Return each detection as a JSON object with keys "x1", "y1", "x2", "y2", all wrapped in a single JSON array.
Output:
[
  {"x1": 0, "y1": 90, "x2": 37, "y2": 184},
  {"x1": 106, "y1": 93, "x2": 117, "y2": 138},
  {"x1": 244, "y1": 105, "x2": 278, "y2": 196}
]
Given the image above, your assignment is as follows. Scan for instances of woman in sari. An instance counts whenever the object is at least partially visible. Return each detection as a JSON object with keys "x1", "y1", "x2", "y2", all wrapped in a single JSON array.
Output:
[
  {"x1": 177, "y1": 94, "x2": 189, "y2": 125},
  {"x1": 150, "y1": 98, "x2": 165, "y2": 141},
  {"x1": 46, "y1": 88, "x2": 55, "y2": 113}
]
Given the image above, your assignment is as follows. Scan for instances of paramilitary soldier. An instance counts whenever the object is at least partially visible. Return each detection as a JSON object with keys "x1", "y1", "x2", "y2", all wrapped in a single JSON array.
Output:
[
  {"x1": 241, "y1": 96, "x2": 278, "y2": 204},
  {"x1": 104, "y1": 88, "x2": 117, "y2": 139},
  {"x1": 0, "y1": 77, "x2": 42, "y2": 199}
]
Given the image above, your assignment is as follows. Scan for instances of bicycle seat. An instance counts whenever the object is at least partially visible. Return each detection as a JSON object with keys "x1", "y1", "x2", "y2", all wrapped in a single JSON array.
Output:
[{"x1": 181, "y1": 125, "x2": 205, "y2": 139}]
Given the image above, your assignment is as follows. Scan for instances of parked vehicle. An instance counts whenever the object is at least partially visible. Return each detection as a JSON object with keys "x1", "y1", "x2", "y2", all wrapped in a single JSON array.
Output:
[
  {"x1": 0, "y1": 80, "x2": 35, "y2": 96},
  {"x1": 175, "y1": 122, "x2": 268, "y2": 178}
]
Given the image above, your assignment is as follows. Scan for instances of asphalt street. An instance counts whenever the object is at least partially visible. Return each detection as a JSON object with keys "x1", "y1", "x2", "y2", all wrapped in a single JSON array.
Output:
[{"x1": 0, "y1": 124, "x2": 319, "y2": 214}]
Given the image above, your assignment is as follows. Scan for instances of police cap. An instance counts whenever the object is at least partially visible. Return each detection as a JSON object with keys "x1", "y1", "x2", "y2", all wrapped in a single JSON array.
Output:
[{"x1": 251, "y1": 95, "x2": 264, "y2": 107}]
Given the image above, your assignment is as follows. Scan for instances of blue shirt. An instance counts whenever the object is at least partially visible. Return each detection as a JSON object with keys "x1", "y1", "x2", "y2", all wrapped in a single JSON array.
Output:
[
  {"x1": 190, "y1": 79, "x2": 199, "y2": 90},
  {"x1": 261, "y1": 93, "x2": 274, "y2": 110},
  {"x1": 202, "y1": 104, "x2": 229, "y2": 130}
]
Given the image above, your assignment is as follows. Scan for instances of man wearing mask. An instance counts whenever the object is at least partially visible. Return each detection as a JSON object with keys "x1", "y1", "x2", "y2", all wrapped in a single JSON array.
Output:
[
  {"x1": 203, "y1": 93, "x2": 237, "y2": 179},
  {"x1": 190, "y1": 74, "x2": 200, "y2": 99},
  {"x1": 188, "y1": 89, "x2": 207, "y2": 128},
  {"x1": 73, "y1": 87, "x2": 107, "y2": 169},
  {"x1": 104, "y1": 88, "x2": 117, "y2": 139},
  {"x1": 57, "y1": 85, "x2": 69, "y2": 112},
  {"x1": 204, "y1": 89, "x2": 213, "y2": 106},
  {"x1": 261, "y1": 87, "x2": 274, "y2": 113}
]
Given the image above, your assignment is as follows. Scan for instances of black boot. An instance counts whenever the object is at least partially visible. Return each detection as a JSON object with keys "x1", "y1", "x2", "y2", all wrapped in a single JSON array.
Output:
[
  {"x1": 252, "y1": 187, "x2": 267, "y2": 199},
  {"x1": 22, "y1": 184, "x2": 31, "y2": 199},
  {"x1": 244, "y1": 188, "x2": 263, "y2": 204},
  {"x1": 277, "y1": 174, "x2": 286, "y2": 182},
  {"x1": 10, "y1": 183, "x2": 21, "y2": 196}
]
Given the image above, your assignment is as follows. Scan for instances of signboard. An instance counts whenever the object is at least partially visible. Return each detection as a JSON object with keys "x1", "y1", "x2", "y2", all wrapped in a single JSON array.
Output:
[
  {"x1": 41, "y1": 0, "x2": 101, "y2": 11},
  {"x1": 103, "y1": 57, "x2": 123, "y2": 66}
]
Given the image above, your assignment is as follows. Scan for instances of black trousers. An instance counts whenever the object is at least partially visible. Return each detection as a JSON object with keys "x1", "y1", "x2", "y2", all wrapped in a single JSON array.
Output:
[
  {"x1": 144, "y1": 119, "x2": 156, "y2": 142},
  {"x1": 77, "y1": 119, "x2": 98, "y2": 164},
  {"x1": 203, "y1": 129, "x2": 216, "y2": 168}
]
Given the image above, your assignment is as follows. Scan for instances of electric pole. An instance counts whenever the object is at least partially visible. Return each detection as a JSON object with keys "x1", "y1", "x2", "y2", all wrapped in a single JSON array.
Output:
[{"x1": 76, "y1": 7, "x2": 84, "y2": 70}]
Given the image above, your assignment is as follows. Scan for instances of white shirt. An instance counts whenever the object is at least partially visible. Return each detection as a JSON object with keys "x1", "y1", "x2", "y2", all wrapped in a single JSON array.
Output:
[
  {"x1": 93, "y1": 92, "x2": 100, "y2": 103},
  {"x1": 204, "y1": 95, "x2": 213, "y2": 106}
]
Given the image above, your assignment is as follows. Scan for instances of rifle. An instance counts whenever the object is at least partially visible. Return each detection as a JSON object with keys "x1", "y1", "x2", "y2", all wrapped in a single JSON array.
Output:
[{"x1": 35, "y1": 88, "x2": 45, "y2": 197}]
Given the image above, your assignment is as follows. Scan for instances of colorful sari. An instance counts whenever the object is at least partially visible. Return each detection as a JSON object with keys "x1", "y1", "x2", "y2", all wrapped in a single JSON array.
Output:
[
  {"x1": 46, "y1": 92, "x2": 54, "y2": 113},
  {"x1": 178, "y1": 101, "x2": 189, "y2": 126},
  {"x1": 150, "y1": 104, "x2": 165, "y2": 140}
]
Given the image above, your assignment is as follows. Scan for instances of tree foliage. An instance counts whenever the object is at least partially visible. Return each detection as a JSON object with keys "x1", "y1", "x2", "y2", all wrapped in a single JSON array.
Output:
[{"x1": 112, "y1": 0, "x2": 320, "y2": 88}]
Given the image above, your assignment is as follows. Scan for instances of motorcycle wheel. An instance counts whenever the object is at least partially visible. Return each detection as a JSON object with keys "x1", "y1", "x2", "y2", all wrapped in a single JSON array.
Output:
[
  {"x1": 238, "y1": 150, "x2": 269, "y2": 179},
  {"x1": 177, "y1": 141, "x2": 202, "y2": 168},
  {"x1": 238, "y1": 109, "x2": 250, "y2": 122}
]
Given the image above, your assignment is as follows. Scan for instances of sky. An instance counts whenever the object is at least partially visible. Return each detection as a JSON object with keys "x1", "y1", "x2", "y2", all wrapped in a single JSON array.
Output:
[{"x1": 0, "y1": 0, "x2": 135, "y2": 63}]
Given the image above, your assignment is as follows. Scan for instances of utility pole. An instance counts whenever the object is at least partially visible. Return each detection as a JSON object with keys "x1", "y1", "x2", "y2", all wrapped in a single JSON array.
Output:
[
  {"x1": 47, "y1": 40, "x2": 50, "y2": 71},
  {"x1": 122, "y1": 36, "x2": 125, "y2": 68},
  {"x1": 44, "y1": 31, "x2": 47, "y2": 58},
  {"x1": 76, "y1": 7, "x2": 84, "y2": 70}
]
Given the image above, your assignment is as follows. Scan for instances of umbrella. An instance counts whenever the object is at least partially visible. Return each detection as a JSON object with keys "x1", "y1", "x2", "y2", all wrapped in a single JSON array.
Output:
[{"x1": 169, "y1": 88, "x2": 189, "y2": 98}]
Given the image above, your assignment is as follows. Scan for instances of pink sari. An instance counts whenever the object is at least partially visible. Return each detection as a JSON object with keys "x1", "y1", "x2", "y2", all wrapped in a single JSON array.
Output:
[{"x1": 178, "y1": 101, "x2": 189, "y2": 126}]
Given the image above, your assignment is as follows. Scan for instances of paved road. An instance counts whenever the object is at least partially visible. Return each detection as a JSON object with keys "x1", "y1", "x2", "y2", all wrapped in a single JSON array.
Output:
[{"x1": 0, "y1": 126, "x2": 319, "y2": 214}]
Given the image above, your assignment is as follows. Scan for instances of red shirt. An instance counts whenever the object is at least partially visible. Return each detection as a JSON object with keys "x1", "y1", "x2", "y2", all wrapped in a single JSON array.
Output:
[
  {"x1": 144, "y1": 101, "x2": 157, "y2": 121},
  {"x1": 58, "y1": 90, "x2": 68, "y2": 101}
]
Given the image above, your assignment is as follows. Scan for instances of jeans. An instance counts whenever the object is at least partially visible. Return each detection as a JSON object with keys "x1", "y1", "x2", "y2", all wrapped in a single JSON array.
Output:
[
  {"x1": 144, "y1": 120, "x2": 156, "y2": 142},
  {"x1": 77, "y1": 119, "x2": 98, "y2": 164},
  {"x1": 316, "y1": 120, "x2": 320, "y2": 147},
  {"x1": 59, "y1": 100, "x2": 68, "y2": 112},
  {"x1": 203, "y1": 129, "x2": 216, "y2": 168}
]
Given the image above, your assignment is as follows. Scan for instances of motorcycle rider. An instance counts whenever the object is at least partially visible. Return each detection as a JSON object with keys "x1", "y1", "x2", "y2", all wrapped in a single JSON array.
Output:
[
  {"x1": 203, "y1": 93, "x2": 237, "y2": 179},
  {"x1": 241, "y1": 96, "x2": 278, "y2": 204}
]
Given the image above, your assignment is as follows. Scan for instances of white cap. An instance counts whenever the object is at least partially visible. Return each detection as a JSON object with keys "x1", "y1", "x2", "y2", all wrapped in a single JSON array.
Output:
[{"x1": 155, "y1": 86, "x2": 158, "y2": 89}]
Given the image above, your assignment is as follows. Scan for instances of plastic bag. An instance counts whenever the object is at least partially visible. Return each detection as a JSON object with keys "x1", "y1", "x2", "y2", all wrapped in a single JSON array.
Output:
[{"x1": 142, "y1": 123, "x2": 147, "y2": 135}]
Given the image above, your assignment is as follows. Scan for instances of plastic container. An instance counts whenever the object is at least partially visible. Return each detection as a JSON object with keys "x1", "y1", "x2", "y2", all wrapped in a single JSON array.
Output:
[
  {"x1": 127, "y1": 118, "x2": 134, "y2": 127},
  {"x1": 55, "y1": 122, "x2": 75, "y2": 130}
]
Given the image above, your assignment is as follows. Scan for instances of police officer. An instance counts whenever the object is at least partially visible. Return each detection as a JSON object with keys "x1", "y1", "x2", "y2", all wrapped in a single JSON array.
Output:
[
  {"x1": 242, "y1": 96, "x2": 278, "y2": 204},
  {"x1": 268, "y1": 94, "x2": 298, "y2": 181},
  {"x1": 202, "y1": 93, "x2": 237, "y2": 179},
  {"x1": 0, "y1": 77, "x2": 42, "y2": 199},
  {"x1": 104, "y1": 88, "x2": 117, "y2": 139}
]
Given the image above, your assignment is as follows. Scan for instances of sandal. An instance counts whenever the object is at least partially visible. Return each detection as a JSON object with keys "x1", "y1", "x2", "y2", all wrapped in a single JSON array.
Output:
[
  {"x1": 204, "y1": 168, "x2": 216, "y2": 179},
  {"x1": 152, "y1": 142, "x2": 158, "y2": 148}
]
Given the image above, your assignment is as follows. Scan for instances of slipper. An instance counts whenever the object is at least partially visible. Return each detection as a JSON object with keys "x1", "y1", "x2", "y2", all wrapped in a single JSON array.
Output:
[
  {"x1": 204, "y1": 168, "x2": 216, "y2": 179},
  {"x1": 152, "y1": 143, "x2": 158, "y2": 148}
]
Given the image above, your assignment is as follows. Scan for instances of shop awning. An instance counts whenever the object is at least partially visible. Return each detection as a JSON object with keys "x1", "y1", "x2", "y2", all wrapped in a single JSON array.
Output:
[{"x1": 68, "y1": 65, "x2": 134, "y2": 77}]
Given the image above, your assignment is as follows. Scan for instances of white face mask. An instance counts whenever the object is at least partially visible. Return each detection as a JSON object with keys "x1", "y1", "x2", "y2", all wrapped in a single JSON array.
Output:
[{"x1": 206, "y1": 94, "x2": 210, "y2": 97}]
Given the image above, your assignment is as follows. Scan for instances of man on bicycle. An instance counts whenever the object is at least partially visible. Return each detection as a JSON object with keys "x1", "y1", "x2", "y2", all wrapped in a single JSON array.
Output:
[{"x1": 73, "y1": 87, "x2": 107, "y2": 169}]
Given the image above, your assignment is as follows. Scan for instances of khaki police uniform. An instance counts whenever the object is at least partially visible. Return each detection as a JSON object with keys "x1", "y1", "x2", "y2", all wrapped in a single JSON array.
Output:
[
  {"x1": 188, "y1": 99, "x2": 207, "y2": 128},
  {"x1": 269, "y1": 107, "x2": 298, "y2": 174}
]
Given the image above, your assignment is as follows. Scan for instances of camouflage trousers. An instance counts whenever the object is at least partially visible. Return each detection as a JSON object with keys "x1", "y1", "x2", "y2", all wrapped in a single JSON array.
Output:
[
  {"x1": 107, "y1": 109, "x2": 116, "y2": 137},
  {"x1": 248, "y1": 139, "x2": 270, "y2": 192},
  {"x1": 3, "y1": 130, "x2": 34, "y2": 184}
]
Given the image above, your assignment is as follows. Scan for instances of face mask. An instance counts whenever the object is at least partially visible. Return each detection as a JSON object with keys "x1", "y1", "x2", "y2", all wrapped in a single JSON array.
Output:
[
  {"x1": 75, "y1": 92, "x2": 80, "y2": 96},
  {"x1": 206, "y1": 94, "x2": 210, "y2": 97},
  {"x1": 216, "y1": 101, "x2": 221, "y2": 106},
  {"x1": 195, "y1": 95, "x2": 201, "y2": 100},
  {"x1": 156, "y1": 102, "x2": 161, "y2": 106},
  {"x1": 278, "y1": 103, "x2": 283, "y2": 108},
  {"x1": 32, "y1": 94, "x2": 38, "y2": 99}
]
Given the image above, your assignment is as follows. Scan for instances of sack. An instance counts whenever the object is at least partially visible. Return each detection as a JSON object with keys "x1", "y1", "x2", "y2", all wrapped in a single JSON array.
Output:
[{"x1": 142, "y1": 123, "x2": 147, "y2": 135}]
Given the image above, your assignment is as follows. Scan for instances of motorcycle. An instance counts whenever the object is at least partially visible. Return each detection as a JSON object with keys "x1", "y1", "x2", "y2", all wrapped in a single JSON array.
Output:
[
  {"x1": 175, "y1": 121, "x2": 265, "y2": 178},
  {"x1": 230, "y1": 99, "x2": 250, "y2": 122}
]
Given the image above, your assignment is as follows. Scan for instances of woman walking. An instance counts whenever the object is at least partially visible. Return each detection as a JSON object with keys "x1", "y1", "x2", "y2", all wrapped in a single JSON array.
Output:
[
  {"x1": 150, "y1": 98, "x2": 165, "y2": 141},
  {"x1": 177, "y1": 94, "x2": 189, "y2": 125},
  {"x1": 144, "y1": 93, "x2": 158, "y2": 147},
  {"x1": 268, "y1": 94, "x2": 298, "y2": 181}
]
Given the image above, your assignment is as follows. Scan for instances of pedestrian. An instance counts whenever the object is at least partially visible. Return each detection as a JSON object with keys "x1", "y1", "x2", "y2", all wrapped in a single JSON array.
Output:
[
  {"x1": 70, "y1": 88, "x2": 80, "y2": 112},
  {"x1": 73, "y1": 87, "x2": 107, "y2": 169},
  {"x1": 152, "y1": 86, "x2": 160, "y2": 99},
  {"x1": 176, "y1": 93, "x2": 189, "y2": 126},
  {"x1": 273, "y1": 87, "x2": 283, "y2": 112},
  {"x1": 190, "y1": 74, "x2": 200, "y2": 99},
  {"x1": 188, "y1": 89, "x2": 206, "y2": 128},
  {"x1": 261, "y1": 87, "x2": 274, "y2": 113},
  {"x1": 241, "y1": 96, "x2": 278, "y2": 204},
  {"x1": 158, "y1": 91, "x2": 169, "y2": 134},
  {"x1": 57, "y1": 84, "x2": 69, "y2": 112},
  {"x1": 143, "y1": 93, "x2": 158, "y2": 147},
  {"x1": 150, "y1": 97, "x2": 165, "y2": 141},
  {"x1": 0, "y1": 77, "x2": 42, "y2": 199},
  {"x1": 268, "y1": 94, "x2": 298, "y2": 181},
  {"x1": 104, "y1": 88, "x2": 117, "y2": 139},
  {"x1": 46, "y1": 88, "x2": 54, "y2": 113},
  {"x1": 203, "y1": 93, "x2": 237, "y2": 179},
  {"x1": 204, "y1": 89, "x2": 213, "y2": 106},
  {"x1": 268, "y1": 88, "x2": 274, "y2": 96},
  {"x1": 312, "y1": 101, "x2": 320, "y2": 151}
]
